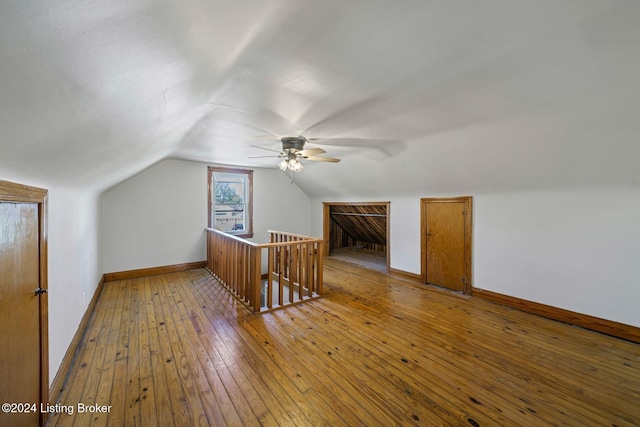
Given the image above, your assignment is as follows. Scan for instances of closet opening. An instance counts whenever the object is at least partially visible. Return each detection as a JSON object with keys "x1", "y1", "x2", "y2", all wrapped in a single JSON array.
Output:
[{"x1": 323, "y1": 202, "x2": 390, "y2": 273}]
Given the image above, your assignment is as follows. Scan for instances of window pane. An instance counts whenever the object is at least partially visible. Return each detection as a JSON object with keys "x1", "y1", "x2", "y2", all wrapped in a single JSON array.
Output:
[
  {"x1": 214, "y1": 176, "x2": 245, "y2": 204},
  {"x1": 213, "y1": 173, "x2": 247, "y2": 233},
  {"x1": 214, "y1": 204, "x2": 245, "y2": 232}
]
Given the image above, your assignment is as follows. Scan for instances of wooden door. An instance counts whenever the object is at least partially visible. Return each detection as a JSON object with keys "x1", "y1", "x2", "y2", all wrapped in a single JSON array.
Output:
[
  {"x1": 0, "y1": 181, "x2": 48, "y2": 427},
  {"x1": 421, "y1": 197, "x2": 472, "y2": 293}
]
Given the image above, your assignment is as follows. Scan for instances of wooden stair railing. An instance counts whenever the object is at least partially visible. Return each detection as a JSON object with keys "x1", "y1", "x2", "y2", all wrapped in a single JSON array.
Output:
[{"x1": 206, "y1": 228, "x2": 324, "y2": 312}]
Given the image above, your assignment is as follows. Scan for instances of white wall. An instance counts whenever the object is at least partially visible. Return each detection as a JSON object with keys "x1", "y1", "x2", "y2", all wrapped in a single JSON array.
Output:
[
  {"x1": 47, "y1": 187, "x2": 101, "y2": 385},
  {"x1": 474, "y1": 186, "x2": 640, "y2": 327},
  {"x1": 310, "y1": 185, "x2": 640, "y2": 328},
  {"x1": 101, "y1": 159, "x2": 311, "y2": 273},
  {"x1": 101, "y1": 159, "x2": 208, "y2": 273},
  {"x1": 251, "y1": 167, "x2": 312, "y2": 242}
]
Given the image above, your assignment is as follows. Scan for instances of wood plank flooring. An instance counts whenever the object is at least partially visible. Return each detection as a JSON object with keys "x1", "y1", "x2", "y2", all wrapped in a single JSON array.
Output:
[
  {"x1": 48, "y1": 259, "x2": 640, "y2": 426},
  {"x1": 329, "y1": 247, "x2": 387, "y2": 273}
]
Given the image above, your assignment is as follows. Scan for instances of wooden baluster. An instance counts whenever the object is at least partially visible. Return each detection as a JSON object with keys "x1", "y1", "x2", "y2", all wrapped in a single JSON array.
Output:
[
  {"x1": 217, "y1": 235, "x2": 223, "y2": 283},
  {"x1": 251, "y1": 246, "x2": 261, "y2": 312},
  {"x1": 227, "y1": 239, "x2": 232, "y2": 291},
  {"x1": 278, "y1": 233, "x2": 282, "y2": 277},
  {"x1": 206, "y1": 230, "x2": 211, "y2": 271},
  {"x1": 228, "y1": 238, "x2": 233, "y2": 291},
  {"x1": 240, "y1": 242, "x2": 245, "y2": 301},
  {"x1": 242, "y1": 244, "x2": 248, "y2": 302},
  {"x1": 288, "y1": 240, "x2": 294, "y2": 303},
  {"x1": 221, "y1": 234, "x2": 224, "y2": 282},
  {"x1": 225, "y1": 237, "x2": 230, "y2": 288},
  {"x1": 214, "y1": 233, "x2": 219, "y2": 280},
  {"x1": 316, "y1": 241, "x2": 324, "y2": 295},
  {"x1": 214, "y1": 232, "x2": 219, "y2": 279},
  {"x1": 291, "y1": 240, "x2": 298, "y2": 301},
  {"x1": 278, "y1": 245, "x2": 285, "y2": 306},
  {"x1": 212, "y1": 232, "x2": 216, "y2": 274},
  {"x1": 219, "y1": 236, "x2": 225, "y2": 284},
  {"x1": 269, "y1": 233, "x2": 276, "y2": 307},
  {"x1": 297, "y1": 242, "x2": 303, "y2": 300},
  {"x1": 299, "y1": 243, "x2": 306, "y2": 298},
  {"x1": 233, "y1": 239, "x2": 238, "y2": 296},
  {"x1": 236, "y1": 242, "x2": 241, "y2": 298},
  {"x1": 267, "y1": 247, "x2": 274, "y2": 309},
  {"x1": 214, "y1": 232, "x2": 218, "y2": 276},
  {"x1": 232, "y1": 240, "x2": 237, "y2": 296},
  {"x1": 305, "y1": 241, "x2": 313, "y2": 295},
  {"x1": 233, "y1": 239, "x2": 238, "y2": 295},
  {"x1": 238, "y1": 241, "x2": 243, "y2": 299},
  {"x1": 225, "y1": 237, "x2": 228, "y2": 284},
  {"x1": 305, "y1": 242, "x2": 312, "y2": 296},
  {"x1": 283, "y1": 236, "x2": 288, "y2": 279},
  {"x1": 274, "y1": 235, "x2": 279, "y2": 275},
  {"x1": 238, "y1": 241, "x2": 243, "y2": 300},
  {"x1": 234, "y1": 240, "x2": 240, "y2": 299},
  {"x1": 228, "y1": 238, "x2": 232, "y2": 290}
]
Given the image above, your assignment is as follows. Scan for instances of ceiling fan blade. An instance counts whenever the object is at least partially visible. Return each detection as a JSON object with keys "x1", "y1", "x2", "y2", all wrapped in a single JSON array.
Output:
[
  {"x1": 248, "y1": 155, "x2": 282, "y2": 159},
  {"x1": 250, "y1": 145, "x2": 282, "y2": 154},
  {"x1": 307, "y1": 137, "x2": 400, "y2": 147},
  {"x1": 306, "y1": 156, "x2": 341, "y2": 163},
  {"x1": 300, "y1": 95, "x2": 386, "y2": 136},
  {"x1": 297, "y1": 148, "x2": 326, "y2": 156},
  {"x1": 306, "y1": 138, "x2": 405, "y2": 159}
]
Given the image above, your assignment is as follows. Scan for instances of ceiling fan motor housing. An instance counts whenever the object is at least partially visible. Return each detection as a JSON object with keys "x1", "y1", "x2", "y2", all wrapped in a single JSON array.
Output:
[{"x1": 281, "y1": 136, "x2": 306, "y2": 152}]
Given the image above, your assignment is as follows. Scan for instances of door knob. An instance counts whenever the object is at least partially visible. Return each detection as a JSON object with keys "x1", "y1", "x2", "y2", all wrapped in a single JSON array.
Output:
[{"x1": 34, "y1": 287, "x2": 48, "y2": 296}]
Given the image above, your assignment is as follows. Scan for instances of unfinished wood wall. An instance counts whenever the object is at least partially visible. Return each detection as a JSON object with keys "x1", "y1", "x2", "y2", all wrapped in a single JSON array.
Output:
[{"x1": 329, "y1": 204, "x2": 387, "y2": 253}]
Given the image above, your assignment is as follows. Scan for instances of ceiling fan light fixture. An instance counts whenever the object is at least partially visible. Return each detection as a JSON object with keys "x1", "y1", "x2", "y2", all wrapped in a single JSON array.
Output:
[
  {"x1": 278, "y1": 159, "x2": 288, "y2": 171},
  {"x1": 287, "y1": 158, "x2": 303, "y2": 172}
]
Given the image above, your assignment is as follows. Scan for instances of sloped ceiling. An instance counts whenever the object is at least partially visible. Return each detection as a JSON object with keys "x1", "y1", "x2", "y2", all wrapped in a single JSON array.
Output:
[{"x1": 1, "y1": 0, "x2": 639, "y2": 196}]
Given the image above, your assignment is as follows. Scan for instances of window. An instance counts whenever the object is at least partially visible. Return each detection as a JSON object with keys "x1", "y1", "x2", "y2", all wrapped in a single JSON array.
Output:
[{"x1": 208, "y1": 166, "x2": 253, "y2": 238}]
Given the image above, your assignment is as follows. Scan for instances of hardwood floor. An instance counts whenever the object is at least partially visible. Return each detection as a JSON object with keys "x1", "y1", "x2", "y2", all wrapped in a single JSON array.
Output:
[
  {"x1": 48, "y1": 259, "x2": 640, "y2": 426},
  {"x1": 329, "y1": 247, "x2": 387, "y2": 273}
]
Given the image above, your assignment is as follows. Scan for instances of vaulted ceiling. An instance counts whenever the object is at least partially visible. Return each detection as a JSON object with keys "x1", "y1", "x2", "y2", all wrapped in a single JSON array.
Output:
[{"x1": 1, "y1": 0, "x2": 639, "y2": 197}]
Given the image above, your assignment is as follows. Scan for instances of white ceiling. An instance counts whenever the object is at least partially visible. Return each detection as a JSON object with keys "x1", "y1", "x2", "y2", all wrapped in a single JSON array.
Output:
[{"x1": 1, "y1": 0, "x2": 639, "y2": 196}]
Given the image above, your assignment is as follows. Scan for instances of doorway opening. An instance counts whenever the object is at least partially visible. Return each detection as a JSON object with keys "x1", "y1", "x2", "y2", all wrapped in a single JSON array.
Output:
[
  {"x1": 421, "y1": 196, "x2": 472, "y2": 294},
  {"x1": 323, "y1": 202, "x2": 390, "y2": 273}
]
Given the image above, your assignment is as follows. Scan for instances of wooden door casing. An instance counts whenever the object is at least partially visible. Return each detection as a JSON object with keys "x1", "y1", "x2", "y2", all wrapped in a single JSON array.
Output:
[
  {"x1": 0, "y1": 181, "x2": 49, "y2": 427},
  {"x1": 421, "y1": 197, "x2": 472, "y2": 294},
  {"x1": 322, "y1": 202, "x2": 391, "y2": 272}
]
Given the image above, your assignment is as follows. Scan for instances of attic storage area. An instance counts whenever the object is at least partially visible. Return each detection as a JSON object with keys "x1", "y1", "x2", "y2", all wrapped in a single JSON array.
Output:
[{"x1": 324, "y1": 202, "x2": 389, "y2": 273}]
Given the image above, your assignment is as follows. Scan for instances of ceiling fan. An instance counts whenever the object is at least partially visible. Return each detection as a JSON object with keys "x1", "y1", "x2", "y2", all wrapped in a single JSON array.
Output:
[{"x1": 250, "y1": 136, "x2": 340, "y2": 174}]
